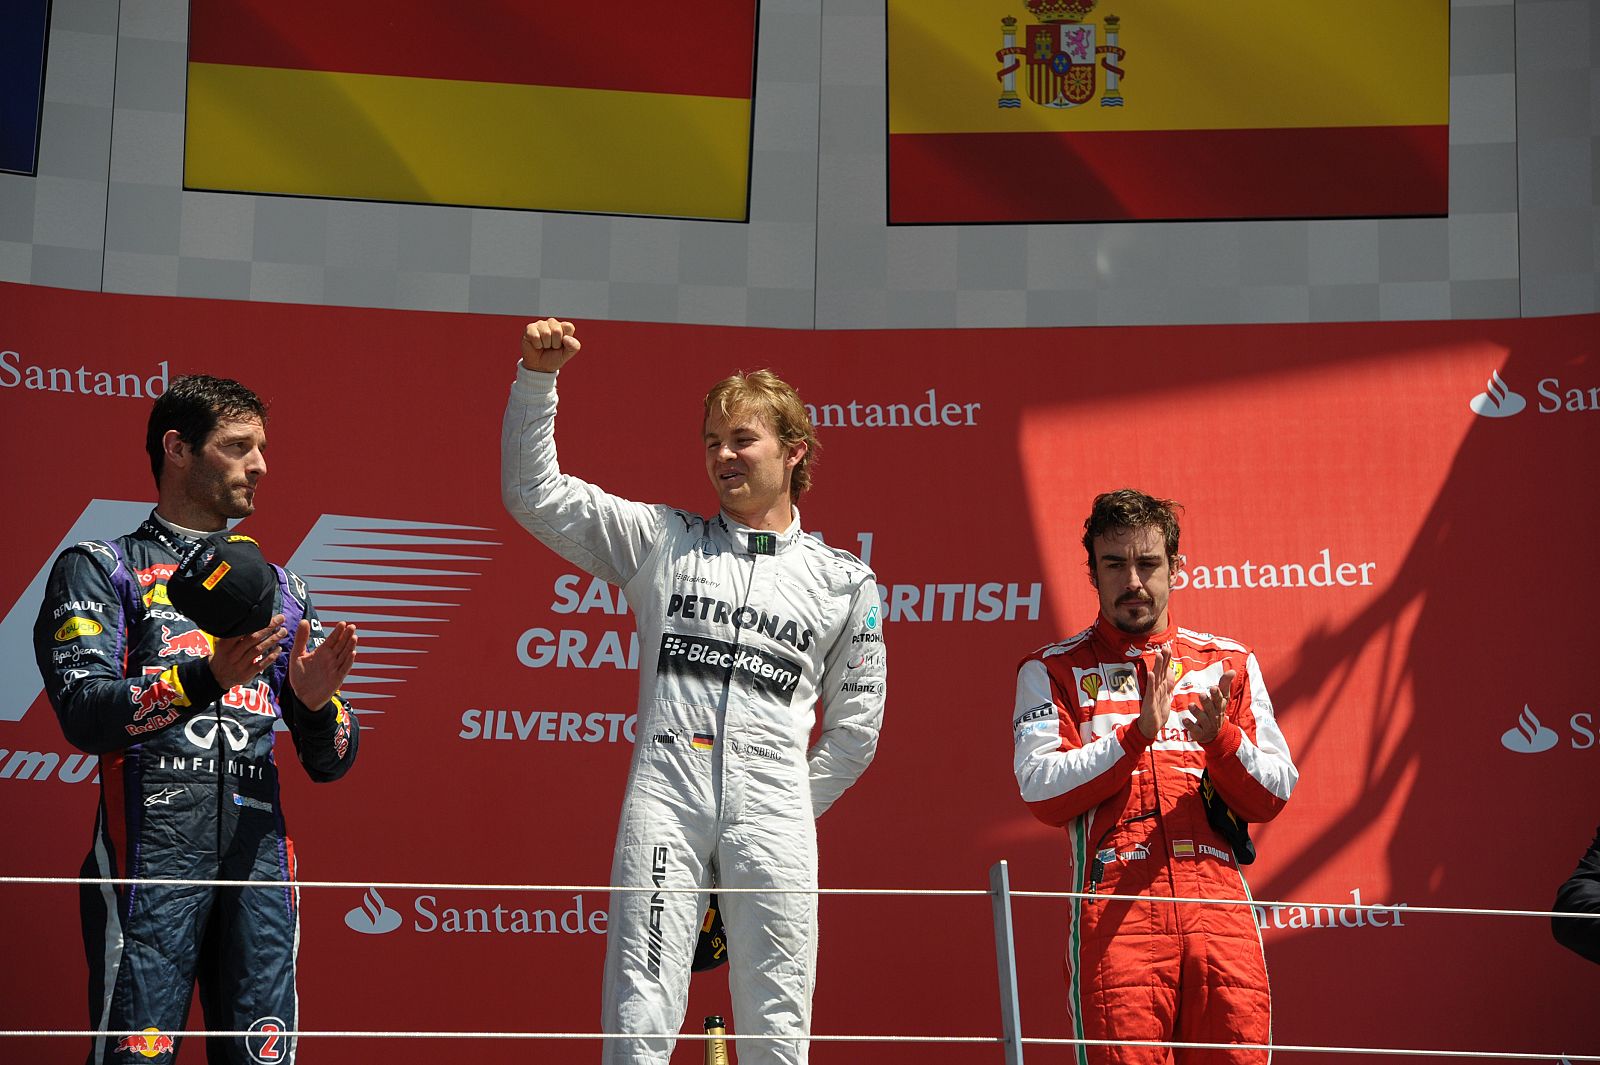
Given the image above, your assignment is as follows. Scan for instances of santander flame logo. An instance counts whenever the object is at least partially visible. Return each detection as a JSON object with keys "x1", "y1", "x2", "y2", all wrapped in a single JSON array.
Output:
[
  {"x1": 1500, "y1": 704, "x2": 1558, "y2": 754},
  {"x1": 1468, "y1": 370, "x2": 1526, "y2": 418},
  {"x1": 345, "y1": 887, "x2": 403, "y2": 934}
]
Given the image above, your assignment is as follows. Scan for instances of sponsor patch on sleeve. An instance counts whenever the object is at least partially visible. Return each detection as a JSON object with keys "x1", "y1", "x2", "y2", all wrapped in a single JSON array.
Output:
[{"x1": 53, "y1": 616, "x2": 103, "y2": 641}]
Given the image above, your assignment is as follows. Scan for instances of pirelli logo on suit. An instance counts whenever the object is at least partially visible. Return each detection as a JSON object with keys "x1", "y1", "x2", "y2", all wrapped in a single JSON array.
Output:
[{"x1": 1013, "y1": 703, "x2": 1056, "y2": 739}]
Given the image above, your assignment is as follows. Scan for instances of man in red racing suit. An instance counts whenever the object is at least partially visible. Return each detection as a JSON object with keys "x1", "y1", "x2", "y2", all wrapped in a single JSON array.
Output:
[{"x1": 1012, "y1": 490, "x2": 1297, "y2": 1065}]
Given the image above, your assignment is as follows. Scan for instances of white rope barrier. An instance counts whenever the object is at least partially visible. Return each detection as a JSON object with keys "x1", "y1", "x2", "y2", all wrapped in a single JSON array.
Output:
[
  {"x1": 1, "y1": 875, "x2": 1593, "y2": 922},
  {"x1": 0, "y1": 1030, "x2": 995, "y2": 1043},
  {"x1": 1010, "y1": 889, "x2": 1600, "y2": 921},
  {"x1": 1017, "y1": 1039, "x2": 1600, "y2": 1062},
  {"x1": 5, "y1": 868, "x2": 1593, "y2": 1062},
  {"x1": 1, "y1": 1030, "x2": 1595, "y2": 1060},
  {"x1": 0, "y1": 875, "x2": 984, "y2": 896}
]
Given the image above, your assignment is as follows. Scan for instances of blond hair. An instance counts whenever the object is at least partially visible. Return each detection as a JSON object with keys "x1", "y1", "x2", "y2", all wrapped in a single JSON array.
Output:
[{"x1": 703, "y1": 370, "x2": 820, "y2": 499}]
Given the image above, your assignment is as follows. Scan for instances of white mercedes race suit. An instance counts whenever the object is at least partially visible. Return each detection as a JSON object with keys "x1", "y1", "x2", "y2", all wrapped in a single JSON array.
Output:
[{"x1": 502, "y1": 366, "x2": 886, "y2": 1065}]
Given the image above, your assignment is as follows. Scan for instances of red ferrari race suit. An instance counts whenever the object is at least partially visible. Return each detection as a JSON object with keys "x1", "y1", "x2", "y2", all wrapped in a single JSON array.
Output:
[{"x1": 1013, "y1": 615, "x2": 1298, "y2": 1065}]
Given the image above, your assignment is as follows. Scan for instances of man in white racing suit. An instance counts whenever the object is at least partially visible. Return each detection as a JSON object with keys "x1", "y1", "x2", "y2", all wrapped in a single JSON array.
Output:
[{"x1": 501, "y1": 318, "x2": 886, "y2": 1064}]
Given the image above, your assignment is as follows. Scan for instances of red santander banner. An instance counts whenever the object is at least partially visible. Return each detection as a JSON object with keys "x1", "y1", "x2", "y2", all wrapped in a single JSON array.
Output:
[{"x1": 1, "y1": 281, "x2": 1596, "y2": 1062}]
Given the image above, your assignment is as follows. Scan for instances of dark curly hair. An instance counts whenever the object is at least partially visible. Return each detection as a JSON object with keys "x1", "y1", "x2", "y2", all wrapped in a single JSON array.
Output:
[{"x1": 1081, "y1": 489, "x2": 1182, "y2": 573}]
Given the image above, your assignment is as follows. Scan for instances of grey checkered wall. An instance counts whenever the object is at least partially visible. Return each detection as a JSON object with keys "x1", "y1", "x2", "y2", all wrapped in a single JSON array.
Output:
[
  {"x1": 1513, "y1": 0, "x2": 1599, "y2": 316},
  {"x1": 1, "y1": 0, "x2": 1594, "y2": 327}
]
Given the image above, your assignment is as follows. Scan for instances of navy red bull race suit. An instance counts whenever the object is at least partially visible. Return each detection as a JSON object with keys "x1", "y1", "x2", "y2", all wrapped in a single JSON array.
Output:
[
  {"x1": 33, "y1": 514, "x2": 358, "y2": 1064},
  {"x1": 1013, "y1": 616, "x2": 1297, "y2": 1065}
]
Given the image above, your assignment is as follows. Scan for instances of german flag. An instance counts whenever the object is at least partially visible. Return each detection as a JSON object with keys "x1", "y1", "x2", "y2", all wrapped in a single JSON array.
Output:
[
  {"x1": 888, "y1": 0, "x2": 1448, "y2": 223},
  {"x1": 185, "y1": 0, "x2": 757, "y2": 220}
]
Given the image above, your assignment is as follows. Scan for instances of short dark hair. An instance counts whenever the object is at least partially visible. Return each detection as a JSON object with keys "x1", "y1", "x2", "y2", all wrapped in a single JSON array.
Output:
[
  {"x1": 1082, "y1": 489, "x2": 1182, "y2": 572},
  {"x1": 146, "y1": 375, "x2": 267, "y2": 487}
]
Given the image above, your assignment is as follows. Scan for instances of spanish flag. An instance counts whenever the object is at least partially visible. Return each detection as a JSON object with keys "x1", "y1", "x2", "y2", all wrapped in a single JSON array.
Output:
[
  {"x1": 185, "y1": 0, "x2": 757, "y2": 220},
  {"x1": 888, "y1": 0, "x2": 1448, "y2": 223}
]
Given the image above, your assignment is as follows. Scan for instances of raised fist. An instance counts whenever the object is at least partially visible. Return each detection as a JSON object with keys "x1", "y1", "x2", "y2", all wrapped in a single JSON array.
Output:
[{"x1": 521, "y1": 318, "x2": 581, "y2": 374}]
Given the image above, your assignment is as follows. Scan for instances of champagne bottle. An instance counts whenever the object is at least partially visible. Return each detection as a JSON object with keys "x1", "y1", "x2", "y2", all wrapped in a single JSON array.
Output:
[{"x1": 704, "y1": 1015, "x2": 729, "y2": 1065}]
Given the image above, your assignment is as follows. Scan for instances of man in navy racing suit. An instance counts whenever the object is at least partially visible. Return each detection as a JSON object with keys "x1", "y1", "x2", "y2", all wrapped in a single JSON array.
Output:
[
  {"x1": 33, "y1": 374, "x2": 359, "y2": 1064},
  {"x1": 502, "y1": 318, "x2": 886, "y2": 1065}
]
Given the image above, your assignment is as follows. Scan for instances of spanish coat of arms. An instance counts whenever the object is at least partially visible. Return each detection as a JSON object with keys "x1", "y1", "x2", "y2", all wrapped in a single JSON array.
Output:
[{"x1": 997, "y1": 0, "x2": 1126, "y2": 109}]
